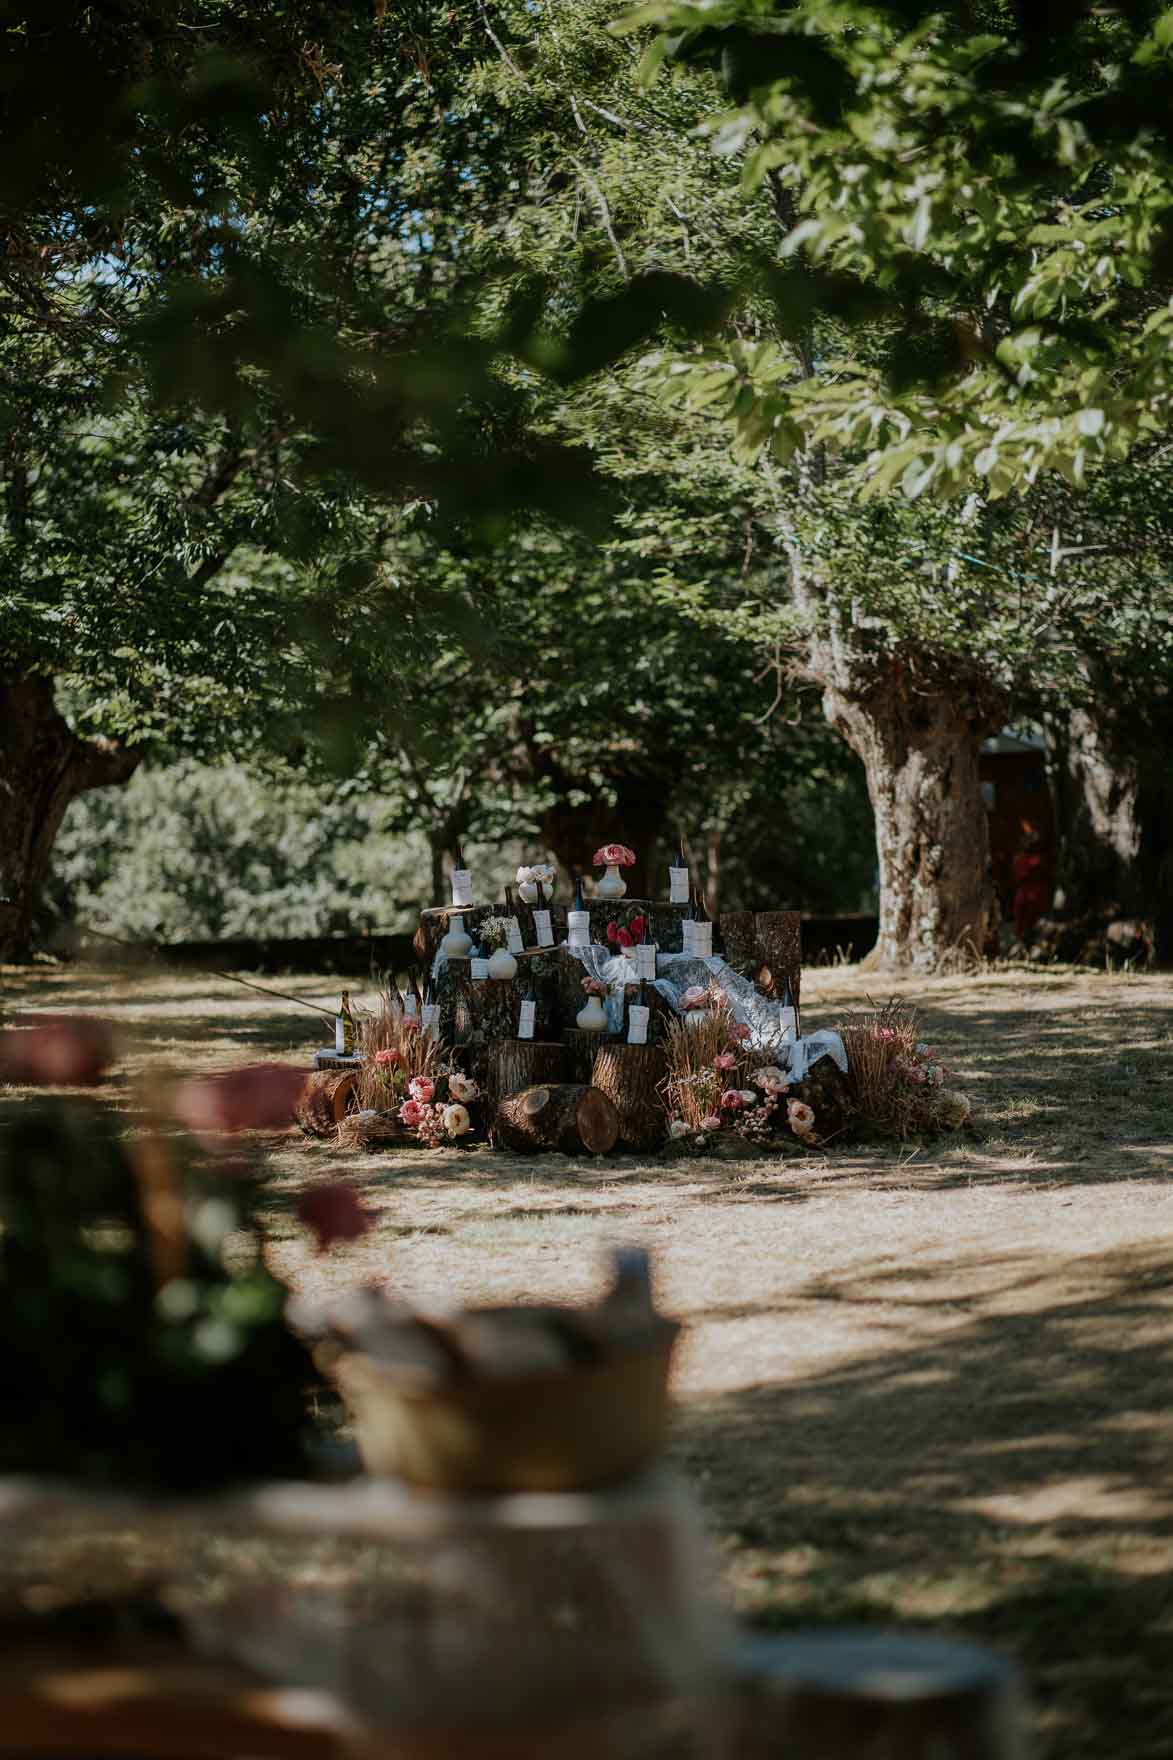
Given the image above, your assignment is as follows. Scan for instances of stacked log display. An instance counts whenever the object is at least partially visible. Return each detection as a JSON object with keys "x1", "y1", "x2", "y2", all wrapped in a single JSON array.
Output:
[{"x1": 414, "y1": 898, "x2": 803, "y2": 1159}]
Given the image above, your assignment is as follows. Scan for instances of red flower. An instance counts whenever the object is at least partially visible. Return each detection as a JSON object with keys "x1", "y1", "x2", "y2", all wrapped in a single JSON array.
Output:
[
  {"x1": 615, "y1": 927, "x2": 634, "y2": 948},
  {"x1": 296, "y1": 1182, "x2": 374, "y2": 1253},
  {"x1": 175, "y1": 1063, "x2": 307, "y2": 1139},
  {"x1": 629, "y1": 914, "x2": 647, "y2": 941},
  {"x1": 606, "y1": 922, "x2": 620, "y2": 944},
  {"x1": 0, "y1": 1015, "x2": 116, "y2": 1087}
]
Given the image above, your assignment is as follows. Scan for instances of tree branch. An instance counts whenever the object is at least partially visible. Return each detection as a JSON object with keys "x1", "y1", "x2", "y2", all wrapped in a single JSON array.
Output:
[{"x1": 73, "y1": 734, "x2": 143, "y2": 795}]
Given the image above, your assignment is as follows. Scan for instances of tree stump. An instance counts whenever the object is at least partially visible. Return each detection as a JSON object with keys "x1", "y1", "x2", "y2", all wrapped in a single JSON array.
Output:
[
  {"x1": 790, "y1": 1053, "x2": 854, "y2": 1141},
  {"x1": 719, "y1": 910, "x2": 757, "y2": 976},
  {"x1": 296, "y1": 1070, "x2": 359, "y2": 1138},
  {"x1": 494, "y1": 1084, "x2": 619, "y2": 1156},
  {"x1": 486, "y1": 1041, "x2": 568, "y2": 1107},
  {"x1": 563, "y1": 1025, "x2": 614, "y2": 1084},
  {"x1": 590, "y1": 1043, "x2": 667, "y2": 1151},
  {"x1": 754, "y1": 910, "x2": 803, "y2": 1013}
]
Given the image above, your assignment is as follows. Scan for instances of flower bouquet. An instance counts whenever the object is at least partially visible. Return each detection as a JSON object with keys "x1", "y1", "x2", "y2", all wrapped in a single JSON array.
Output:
[{"x1": 593, "y1": 843, "x2": 636, "y2": 901}]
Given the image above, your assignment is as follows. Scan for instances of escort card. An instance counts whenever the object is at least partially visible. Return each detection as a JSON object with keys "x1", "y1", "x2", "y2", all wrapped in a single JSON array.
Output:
[
  {"x1": 506, "y1": 915, "x2": 525, "y2": 953},
  {"x1": 470, "y1": 957, "x2": 490, "y2": 980},
  {"x1": 668, "y1": 866, "x2": 690, "y2": 905},
  {"x1": 533, "y1": 909, "x2": 555, "y2": 948},
  {"x1": 626, "y1": 1005, "x2": 650, "y2": 1046},
  {"x1": 518, "y1": 999, "x2": 536, "y2": 1039},
  {"x1": 636, "y1": 942, "x2": 657, "y2": 979},
  {"x1": 450, "y1": 868, "x2": 474, "y2": 908}
]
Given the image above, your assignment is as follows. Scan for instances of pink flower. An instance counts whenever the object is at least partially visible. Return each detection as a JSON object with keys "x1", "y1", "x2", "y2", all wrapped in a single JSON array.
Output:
[
  {"x1": 700, "y1": 1113, "x2": 722, "y2": 1131},
  {"x1": 0, "y1": 1015, "x2": 116, "y2": 1088},
  {"x1": 374, "y1": 1048, "x2": 401, "y2": 1068},
  {"x1": 408, "y1": 1076, "x2": 435, "y2": 1103},
  {"x1": 681, "y1": 985, "x2": 708, "y2": 1010},
  {"x1": 398, "y1": 1099, "x2": 424, "y2": 1126},
  {"x1": 593, "y1": 843, "x2": 636, "y2": 868},
  {"x1": 582, "y1": 976, "x2": 608, "y2": 996},
  {"x1": 720, "y1": 1089, "x2": 743, "y2": 1111},
  {"x1": 729, "y1": 1022, "x2": 751, "y2": 1042},
  {"x1": 714, "y1": 1051, "x2": 736, "y2": 1071},
  {"x1": 787, "y1": 1099, "x2": 816, "y2": 1132},
  {"x1": 401, "y1": 1015, "x2": 421, "y2": 1033},
  {"x1": 877, "y1": 1027, "x2": 896, "y2": 1043}
]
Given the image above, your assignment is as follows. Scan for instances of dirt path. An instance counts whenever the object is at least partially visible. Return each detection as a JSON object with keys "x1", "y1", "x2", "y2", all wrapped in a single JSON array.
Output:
[{"x1": 4, "y1": 959, "x2": 1173, "y2": 1757}]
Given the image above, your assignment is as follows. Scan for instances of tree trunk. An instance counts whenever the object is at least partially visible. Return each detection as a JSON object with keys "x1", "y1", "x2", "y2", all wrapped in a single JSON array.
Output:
[
  {"x1": 486, "y1": 1040, "x2": 568, "y2": 1107},
  {"x1": 825, "y1": 667, "x2": 995, "y2": 972},
  {"x1": 0, "y1": 676, "x2": 141, "y2": 962},
  {"x1": 494, "y1": 1083, "x2": 619, "y2": 1156},
  {"x1": 589, "y1": 1043, "x2": 667, "y2": 1151}
]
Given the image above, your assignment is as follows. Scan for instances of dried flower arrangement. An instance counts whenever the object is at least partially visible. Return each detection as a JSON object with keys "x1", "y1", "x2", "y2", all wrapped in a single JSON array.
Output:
[
  {"x1": 836, "y1": 998, "x2": 972, "y2": 1141},
  {"x1": 352, "y1": 995, "x2": 481, "y2": 1147},
  {"x1": 660, "y1": 992, "x2": 812, "y2": 1149}
]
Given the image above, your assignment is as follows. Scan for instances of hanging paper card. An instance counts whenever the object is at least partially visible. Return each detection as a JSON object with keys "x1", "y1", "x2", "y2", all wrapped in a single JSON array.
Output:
[
  {"x1": 470, "y1": 957, "x2": 490, "y2": 980},
  {"x1": 518, "y1": 999, "x2": 536, "y2": 1039},
  {"x1": 506, "y1": 916, "x2": 524, "y2": 953},
  {"x1": 693, "y1": 923, "x2": 713, "y2": 957},
  {"x1": 451, "y1": 868, "x2": 474, "y2": 908},
  {"x1": 681, "y1": 921, "x2": 697, "y2": 956},
  {"x1": 669, "y1": 867, "x2": 690, "y2": 905},
  {"x1": 421, "y1": 1004, "x2": 438, "y2": 1033},
  {"x1": 533, "y1": 909, "x2": 555, "y2": 948},
  {"x1": 404, "y1": 995, "x2": 419, "y2": 1018},
  {"x1": 627, "y1": 1005, "x2": 650, "y2": 1046},
  {"x1": 636, "y1": 942, "x2": 657, "y2": 978}
]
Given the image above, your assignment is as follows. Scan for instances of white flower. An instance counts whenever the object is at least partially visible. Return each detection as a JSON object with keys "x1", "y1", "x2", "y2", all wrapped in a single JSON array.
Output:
[
  {"x1": 448, "y1": 1073, "x2": 479, "y2": 1103},
  {"x1": 738, "y1": 1089, "x2": 757, "y2": 1106},
  {"x1": 751, "y1": 1065, "x2": 789, "y2": 1091},
  {"x1": 443, "y1": 1103, "x2": 471, "y2": 1137},
  {"x1": 787, "y1": 1099, "x2": 816, "y2": 1132},
  {"x1": 668, "y1": 1119, "x2": 690, "y2": 1139}
]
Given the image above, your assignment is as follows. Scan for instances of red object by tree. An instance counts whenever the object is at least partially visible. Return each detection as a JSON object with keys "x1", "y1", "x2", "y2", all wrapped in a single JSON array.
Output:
[{"x1": 1012, "y1": 849, "x2": 1049, "y2": 940}]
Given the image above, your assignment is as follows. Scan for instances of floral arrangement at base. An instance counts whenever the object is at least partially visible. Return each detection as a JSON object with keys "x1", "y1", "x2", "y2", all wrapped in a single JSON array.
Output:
[
  {"x1": 352, "y1": 996, "x2": 483, "y2": 1148},
  {"x1": 836, "y1": 999, "x2": 972, "y2": 1141},
  {"x1": 661, "y1": 990, "x2": 815, "y2": 1151}
]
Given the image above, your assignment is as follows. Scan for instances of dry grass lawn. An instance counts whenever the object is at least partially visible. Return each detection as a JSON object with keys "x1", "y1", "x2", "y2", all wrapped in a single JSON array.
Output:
[{"x1": 4, "y1": 956, "x2": 1173, "y2": 1758}]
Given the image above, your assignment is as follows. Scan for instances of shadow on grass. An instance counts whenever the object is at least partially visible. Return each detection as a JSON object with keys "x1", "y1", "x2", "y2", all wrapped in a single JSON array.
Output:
[{"x1": 674, "y1": 1242, "x2": 1173, "y2": 1760}]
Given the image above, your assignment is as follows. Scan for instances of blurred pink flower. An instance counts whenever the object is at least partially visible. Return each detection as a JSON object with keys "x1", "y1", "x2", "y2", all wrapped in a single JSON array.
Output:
[
  {"x1": 700, "y1": 1113, "x2": 722, "y2": 1131},
  {"x1": 374, "y1": 1048, "x2": 401, "y2": 1068},
  {"x1": 877, "y1": 1027, "x2": 896, "y2": 1042},
  {"x1": 714, "y1": 1051, "x2": 736, "y2": 1071},
  {"x1": 593, "y1": 843, "x2": 636, "y2": 867},
  {"x1": 0, "y1": 1015, "x2": 116, "y2": 1088},
  {"x1": 787, "y1": 1099, "x2": 816, "y2": 1131},
  {"x1": 720, "y1": 1089, "x2": 743, "y2": 1111},
  {"x1": 398, "y1": 1099, "x2": 424, "y2": 1126},
  {"x1": 296, "y1": 1182, "x2": 373, "y2": 1253},
  {"x1": 408, "y1": 1076, "x2": 435, "y2": 1103},
  {"x1": 175, "y1": 1063, "x2": 306, "y2": 1139},
  {"x1": 729, "y1": 1021, "x2": 751, "y2": 1042}
]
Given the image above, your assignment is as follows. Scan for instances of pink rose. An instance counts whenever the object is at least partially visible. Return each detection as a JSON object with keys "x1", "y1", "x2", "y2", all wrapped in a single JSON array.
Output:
[
  {"x1": 681, "y1": 985, "x2": 708, "y2": 1009},
  {"x1": 729, "y1": 1022, "x2": 751, "y2": 1042},
  {"x1": 408, "y1": 1076, "x2": 435, "y2": 1103},
  {"x1": 714, "y1": 1051, "x2": 736, "y2": 1071},
  {"x1": 720, "y1": 1089, "x2": 743, "y2": 1111},
  {"x1": 398, "y1": 1099, "x2": 423, "y2": 1126},
  {"x1": 374, "y1": 1048, "x2": 401, "y2": 1068},
  {"x1": 700, "y1": 1113, "x2": 722, "y2": 1131},
  {"x1": 593, "y1": 843, "x2": 636, "y2": 868}
]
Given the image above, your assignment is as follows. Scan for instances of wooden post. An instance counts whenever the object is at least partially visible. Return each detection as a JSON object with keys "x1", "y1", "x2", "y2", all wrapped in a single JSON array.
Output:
[
  {"x1": 719, "y1": 910, "x2": 757, "y2": 976},
  {"x1": 486, "y1": 1041, "x2": 568, "y2": 1107},
  {"x1": 754, "y1": 910, "x2": 803, "y2": 1014},
  {"x1": 734, "y1": 1630, "x2": 1028, "y2": 1759},
  {"x1": 296, "y1": 1070, "x2": 359, "y2": 1138},
  {"x1": 563, "y1": 1026, "x2": 612, "y2": 1084},
  {"x1": 494, "y1": 1084, "x2": 619, "y2": 1156},
  {"x1": 590, "y1": 1043, "x2": 667, "y2": 1151}
]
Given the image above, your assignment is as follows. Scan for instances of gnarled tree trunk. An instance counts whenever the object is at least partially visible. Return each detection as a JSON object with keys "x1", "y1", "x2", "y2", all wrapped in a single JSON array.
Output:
[
  {"x1": 824, "y1": 663, "x2": 997, "y2": 972},
  {"x1": 0, "y1": 676, "x2": 141, "y2": 962}
]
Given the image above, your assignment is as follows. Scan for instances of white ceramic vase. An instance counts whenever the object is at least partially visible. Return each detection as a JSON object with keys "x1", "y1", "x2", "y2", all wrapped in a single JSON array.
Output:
[
  {"x1": 595, "y1": 863, "x2": 626, "y2": 900},
  {"x1": 518, "y1": 880, "x2": 538, "y2": 904},
  {"x1": 439, "y1": 914, "x2": 472, "y2": 960},
  {"x1": 487, "y1": 947, "x2": 518, "y2": 981},
  {"x1": 576, "y1": 993, "x2": 609, "y2": 1033}
]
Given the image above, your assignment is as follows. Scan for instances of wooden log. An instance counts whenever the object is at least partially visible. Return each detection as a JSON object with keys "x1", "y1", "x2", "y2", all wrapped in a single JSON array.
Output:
[
  {"x1": 563, "y1": 1025, "x2": 613, "y2": 1084},
  {"x1": 719, "y1": 910, "x2": 757, "y2": 977},
  {"x1": 494, "y1": 1084, "x2": 619, "y2": 1156},
  {"x1": 486, "y1": 1041, "x2": 568, "y2": 1107},
  {"x1": 754, "y1": 910, "x2": 803, "y2": 1014},
  {"x1": 590, "y1": 1043, "x2": 667, "y2": 1151},
  {"x1": 790, "y1": 1052, "x2": 854, "y2": 1141},
  {"x1": 734, "y1": 1630, "x2": 1027, "y2": 1760},
  {"x1": 435, "y1": 958, "x2": 473, "y2": 1046},
  {"x1": 296, "y1": 1070, "x2": 359, "y2": 1138}
]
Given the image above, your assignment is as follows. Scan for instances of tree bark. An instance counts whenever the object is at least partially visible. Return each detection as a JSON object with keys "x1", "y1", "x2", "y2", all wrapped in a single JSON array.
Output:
[
  {"x1": 824, "y1": 664, "x2": 996, "y2": 972},
  {"x1": 494, "y1": 1083, "x2": 619, "y2": 1156},
  {"x1": 486, "y1": 1040, "x2": 568, "y2": 1107},
  {"x1": 589, "y1": 1043, "x2": 667, "y2": 1151},
  {"x1": 0, "y1": 675, "x2": 141, "y2": 961}
]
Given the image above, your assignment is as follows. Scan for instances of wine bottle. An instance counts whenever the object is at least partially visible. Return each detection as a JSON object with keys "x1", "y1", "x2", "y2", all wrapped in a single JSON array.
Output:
[
  {"x1": 517, "y1": 986, "x2": 537, "y2": 1041},
  {"x1": 568, "y1": 873, "x2": 590, "y2": 950},
  {"x1": 779, "y1": 979, "x2": 798, "y2": 1045},
  {"x1": 406, "y1": 969, "x2": 423, "y2": 1016},
  {"x1": 669, "y1": 834, "x2": 690, "y2": 905},
  {"x1": 532, "y1": 877, "x2": 554, "y2": 947},
  {"x1": 573, "y1": 874, "x2": 586, "y2": 911},
  {"x1": 336, "y1": 989, "x2": 356, "y2": 1056},
  {"x1": 503, "y1": 883, "x2": 525, "y2": 954},
  {"x1": 693, "y1": 886, "x2": 713, "y2": 957},
  {"x1": 627, "y1": 977, "x2": 650, "y2": 1045},
  {"x1": 421, "y1": 984, "x2": 438, "y2": 1034},
  {"x1": 681, "y1": 889, "x2": 697, "y2": 957}
]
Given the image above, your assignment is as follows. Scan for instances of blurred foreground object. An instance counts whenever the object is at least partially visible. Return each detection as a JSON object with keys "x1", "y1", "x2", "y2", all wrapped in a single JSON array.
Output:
[
  {"x1": 0, "y1": 1014, "x2": 116, "y2": 1086},
  {"x1": 311, "y1": 1249, "x2": 678, "y2": 1491},
  {"x1": 736, "y1": 1630, "x2": 1029, "y2": 1759}
]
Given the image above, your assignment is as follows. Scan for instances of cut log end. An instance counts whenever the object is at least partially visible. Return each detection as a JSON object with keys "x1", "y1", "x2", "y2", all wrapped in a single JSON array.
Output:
[{"x1": 494, "y1": 1084, "x2": 619, "y2": 1157}]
